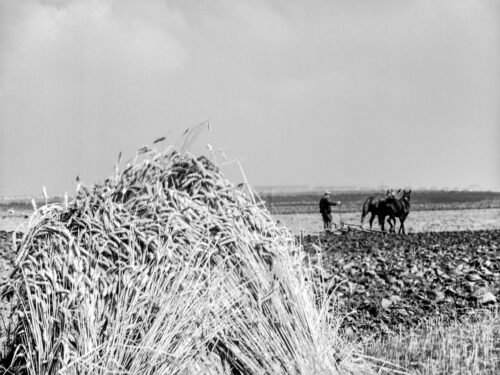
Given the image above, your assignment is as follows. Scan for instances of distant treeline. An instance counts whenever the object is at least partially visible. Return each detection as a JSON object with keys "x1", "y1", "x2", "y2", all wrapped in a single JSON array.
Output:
[{"x1": 258, "y1": 190, "x2": 500, "y2": 214}]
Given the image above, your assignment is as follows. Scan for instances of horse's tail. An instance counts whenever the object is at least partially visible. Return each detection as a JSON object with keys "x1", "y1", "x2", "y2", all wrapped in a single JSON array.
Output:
[{"x1": 361, "y1": 197, "x2": 373, "y2": 224}]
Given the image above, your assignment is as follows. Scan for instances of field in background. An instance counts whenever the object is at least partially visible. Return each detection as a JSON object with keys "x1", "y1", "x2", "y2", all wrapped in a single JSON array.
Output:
[
  {"x1": 277, "y1": 209, "x2": 500, "y2": 234},
  {"x1": 3, "y1": 191, "x2": 500, "y2": 233},
  {"x1": 5, "y1": 190, "x2": 498, "y2": 216},
  {"x1": 259, "y1": 190, "x2": 500, "y2": 214},
  {"x1": 0, "y1": 196, "x2": 62, "y2": 212},
  {"x1": 0, "y1": 196, "x2": 65, "y2": 232}
]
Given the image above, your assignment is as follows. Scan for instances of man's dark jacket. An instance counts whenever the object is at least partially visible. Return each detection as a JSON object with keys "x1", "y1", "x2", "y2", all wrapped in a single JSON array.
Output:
[{"x1": 319, "y1": 196, "x2": 338, "y2": 214}]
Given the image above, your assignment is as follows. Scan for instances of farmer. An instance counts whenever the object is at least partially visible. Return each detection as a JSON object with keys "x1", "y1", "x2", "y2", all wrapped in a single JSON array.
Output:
[{"x1": 319, "y1": 192, "x2": 341, "y2": 231}]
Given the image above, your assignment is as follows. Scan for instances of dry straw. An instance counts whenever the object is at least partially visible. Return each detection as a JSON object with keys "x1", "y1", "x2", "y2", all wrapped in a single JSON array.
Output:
[{"x1": 0, "y1": 128, "x2": 376, "y2": 374}]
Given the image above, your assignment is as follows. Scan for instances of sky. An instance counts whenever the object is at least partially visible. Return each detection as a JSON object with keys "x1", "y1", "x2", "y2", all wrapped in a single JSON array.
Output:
[{"x1": 1, "y1": 0, "x2": 499, "y2": 196}]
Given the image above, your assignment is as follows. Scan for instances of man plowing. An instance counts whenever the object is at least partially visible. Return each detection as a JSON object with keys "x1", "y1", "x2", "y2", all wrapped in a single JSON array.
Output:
[{"x1": 319, "y1": 191, "x2": 341, "y2": 231}]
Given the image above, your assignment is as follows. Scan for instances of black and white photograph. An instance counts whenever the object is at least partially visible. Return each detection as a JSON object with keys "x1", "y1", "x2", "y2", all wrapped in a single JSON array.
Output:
[{"x1": 0, "y1": 0, "x2": 499, "y2": 374}]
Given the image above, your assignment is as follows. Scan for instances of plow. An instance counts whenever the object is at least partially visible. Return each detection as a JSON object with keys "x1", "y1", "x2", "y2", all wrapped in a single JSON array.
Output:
[{"x1": 332, "y1": 204, "x2": 382, "y2": 233}]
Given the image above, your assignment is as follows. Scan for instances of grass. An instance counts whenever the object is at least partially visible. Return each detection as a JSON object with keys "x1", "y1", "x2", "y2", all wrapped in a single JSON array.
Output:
[{"x1": 363, "y1": 309, "x2": 500, "y2": 374}]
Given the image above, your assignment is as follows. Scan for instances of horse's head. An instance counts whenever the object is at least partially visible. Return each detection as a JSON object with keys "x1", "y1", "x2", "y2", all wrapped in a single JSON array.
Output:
[
  {"x1": 402, "y1": 189, "x2": 412, "y2": 202},
  {"x1": 386, "y1": 189, "x2": 401, "y2": 200}
]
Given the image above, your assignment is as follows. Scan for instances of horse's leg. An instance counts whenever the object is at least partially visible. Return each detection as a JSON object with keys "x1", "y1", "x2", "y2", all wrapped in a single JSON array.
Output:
[
  {"x1": 369, "y1": 213, "x2": 375, "y2": 229},
  {"x1": 378, "y1": 214, "x2": 385, "y2": 232},
  {"x1": 389, "y1": 217, "x2": 395, "y2": 232},
  {"x1": 361, "y1": 198, "x2": 373, "y2": 225},
  {"x1": 399, "y1": 215, "x2": 407, "y2": 234}
]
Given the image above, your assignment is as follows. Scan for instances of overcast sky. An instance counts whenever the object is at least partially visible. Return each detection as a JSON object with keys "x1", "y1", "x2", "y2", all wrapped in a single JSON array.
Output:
[{"x1": 1, "y1": 0, "x2": 499, "y2": 196}]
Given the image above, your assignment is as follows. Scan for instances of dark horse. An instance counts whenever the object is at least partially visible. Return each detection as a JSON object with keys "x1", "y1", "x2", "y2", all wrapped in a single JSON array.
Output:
[
  {"x1": 379, "y1": 189, "x2": 411, "y2": 234},
  {"x1": 360, "y1": 190, "x2": 398, "y2": 229}
]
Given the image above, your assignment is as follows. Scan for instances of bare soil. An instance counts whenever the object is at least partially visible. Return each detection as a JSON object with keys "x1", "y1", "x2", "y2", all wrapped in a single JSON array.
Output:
[{"x1": 303, "y1": 229, "x2": 500, "y2": 337}]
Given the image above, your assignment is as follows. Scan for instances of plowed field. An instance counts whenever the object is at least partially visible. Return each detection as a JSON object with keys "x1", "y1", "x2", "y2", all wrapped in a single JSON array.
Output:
[{"x1": 303, "y1": 229, "x2": 500, "y2": 336}]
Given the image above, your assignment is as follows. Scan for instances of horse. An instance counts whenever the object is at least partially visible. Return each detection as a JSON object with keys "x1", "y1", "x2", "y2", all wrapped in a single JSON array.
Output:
[
  {"x1": 360, "y1": 189, "x2": 399, "y2": 230},
  {"x1": 379, "y1": 189, "x2": 411, "y2": 234}
]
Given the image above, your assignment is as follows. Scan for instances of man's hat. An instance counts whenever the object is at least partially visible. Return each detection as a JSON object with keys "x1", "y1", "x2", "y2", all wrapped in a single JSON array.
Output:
[{"x1": 324, "y1": 191, "x2": 330, "y2": 195}]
